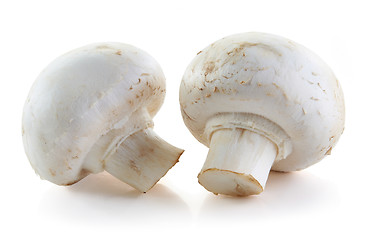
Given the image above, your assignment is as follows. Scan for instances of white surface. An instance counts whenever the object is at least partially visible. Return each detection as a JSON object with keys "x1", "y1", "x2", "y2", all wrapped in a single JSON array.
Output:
[{"x1": 0, "y1": 0, "x2": 367, "y2": 239}]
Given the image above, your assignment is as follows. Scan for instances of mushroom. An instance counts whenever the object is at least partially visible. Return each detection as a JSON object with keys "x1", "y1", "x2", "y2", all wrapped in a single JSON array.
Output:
[
  {"x1": 22, "y1": 42, "x2": 184, "y2": 192},
  {"x1": 179, "y1": 32, "x2": 345, "y2": 196}
]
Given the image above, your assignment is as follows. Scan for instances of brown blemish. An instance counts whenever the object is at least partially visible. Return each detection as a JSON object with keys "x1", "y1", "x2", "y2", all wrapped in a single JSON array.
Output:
[
  {"x1": 257, "y1": 82, "x2": 263, "y2": 87},
  {"x1": 128, "y1": 100, "x2": 134, "y2": 106},
  {"x1": 72, "y1": 155, "x2": 79, "y2": 159},
  {"x1": 246, "y1": 67, "x2": 268, "y2": 72},
  {"x1": 129, "y1": 160, "x2": 140, "y2": 175},
  {"x1": 111, "y1": 109, "x2": 118, "y2": 117},
  {"x1": 222, "y1": 75, "x2": 229, "y2": 79},
  {"x1": 101, "y1": 159, "x2": 106, "y2": 169},
  {"x1": 238, "y1": 42, "x2": 282, "y2": 57},
  {"x1": 310, "y1": 97, "x2": 319, "y2": 101},
  {"x1": 98, "y1": 91, "x2": 105, "y2": 99},
  {"x1": 266, "y1": 92, "x2": 273, "y2": 96},
  {"x1": 197, "y1": 51, "x2": 202, "y2": 55},
  {"x1": 235, "y1": 183, "x2": 247, "y2": 195},
  {"x1": 272, "y1": 82, "x2": 280, "y2": 89},
  {"x1": 317, "y1": 83, "x2": 326, "y2": 94},
  {"x1": 129, "y1": 86, "x2": 133, "y2": 90},
  {"x1": 49, "y1": 169, "x2": 56, "y2": 176},
  {"x1": 141, "y1": 73, "x2": 150, "y2": 76},
  {"x1": 63, "y1": 180, "x2": 80, "y2": 186},
  {"x1": 302, "y1": 107, "x2": 307, "y2": 115},
  {"x1": 213, "y1": 86, "x2": 220, "y2": 93},
  {"x1": 203, "y1": 61, "x2": 216, "y2": 76},
  {"x1": 181, "y1": 109, "x2": 195, "y2": 121},
  {"x1": 325, "y1": 146, "x2": 332, "y2": 155},
  {"x1": 64, "y1": 160, "x2": 72, "y2": 170},
  {"x1": 205, "y1": 93, "x2": 211, "y2": 98},
  {"x1": 282, "y1": 92, "x2": 289, "y2": 100},
  {"x1": 116, "y1": 50, "x2": 122, "y2": 55},
  {"x1": 329, "y1": 136, "x2": 334, "y2": 141},
  {"x1": 272, "y1": 82, "x2": 289, "y2": 100},
  {"x1": 307, "y1": 80, "x2": 315, "y2": 85}
]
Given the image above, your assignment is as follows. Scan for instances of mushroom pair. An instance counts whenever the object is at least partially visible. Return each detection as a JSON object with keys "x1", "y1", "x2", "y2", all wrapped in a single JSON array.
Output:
[{"x1": 23, "y1": 32, "x2": 345, "y2": 197}]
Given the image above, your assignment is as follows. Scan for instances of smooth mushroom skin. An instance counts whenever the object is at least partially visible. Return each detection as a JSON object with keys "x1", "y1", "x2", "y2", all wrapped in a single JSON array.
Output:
[
  {"x1": 23, "y1": 43, "x2": 183, "y2": 192},
  {"x1": 180, "y1": 32, "x2": 345, "y2": 196}
]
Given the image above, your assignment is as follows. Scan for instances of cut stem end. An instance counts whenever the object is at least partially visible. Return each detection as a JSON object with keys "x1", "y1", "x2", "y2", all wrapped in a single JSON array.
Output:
[{"x1": 104, "y1": 128, "x2": 184, "y2": 192}]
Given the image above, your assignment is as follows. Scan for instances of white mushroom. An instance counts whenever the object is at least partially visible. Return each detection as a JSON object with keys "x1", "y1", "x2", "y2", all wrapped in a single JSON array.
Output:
[
  {"x1": 179, "y1": 32, "x2": 345, "y2": 196},
  {"x1": 22, "y1": 43, "x2": 184, "y2": 192}
]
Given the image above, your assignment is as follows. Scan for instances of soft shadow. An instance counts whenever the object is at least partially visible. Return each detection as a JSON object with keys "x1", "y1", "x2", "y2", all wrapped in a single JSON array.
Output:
[
  {"x1": 199, "y1": 171, "x2": 339, "y2": 222},
  {"x1": 67, "y1": 171, "x2": 141, "y2": 198},
  {"x1": 38, "y1": 172, "x2": 191, "y2": 226}
]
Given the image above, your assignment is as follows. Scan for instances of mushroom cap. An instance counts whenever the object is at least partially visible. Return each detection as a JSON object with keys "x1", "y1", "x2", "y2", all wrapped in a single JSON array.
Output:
[
  {"x1": 179, "y1": 32, "x2": 345, "y2": 172},
  {"x1": 22, "y1": 42, "x2": 166, "y2": 185}
]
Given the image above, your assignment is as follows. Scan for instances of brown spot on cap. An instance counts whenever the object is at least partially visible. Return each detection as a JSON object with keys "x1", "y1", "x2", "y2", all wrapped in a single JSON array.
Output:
[
  {"x1": 203, "y1": 61, "x2": 216, "y2": 76},
  {"x1": 325, "y1": 147, "x2": 332, "y2": 155}
]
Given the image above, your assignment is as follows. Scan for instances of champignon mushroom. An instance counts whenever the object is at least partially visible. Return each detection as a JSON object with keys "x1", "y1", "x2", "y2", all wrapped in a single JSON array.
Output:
[
  {"x1": 22, "y1": 42, "x2": 184, "y2": 192},
  {"x1": 179, "y1": 32, "x2": 345, "y2": 196}
]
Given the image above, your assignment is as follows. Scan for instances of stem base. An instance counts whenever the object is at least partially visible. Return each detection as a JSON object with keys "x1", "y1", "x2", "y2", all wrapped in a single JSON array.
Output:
[{"x1": 198, "y1": 169, "x2": 263, "y2": 196}]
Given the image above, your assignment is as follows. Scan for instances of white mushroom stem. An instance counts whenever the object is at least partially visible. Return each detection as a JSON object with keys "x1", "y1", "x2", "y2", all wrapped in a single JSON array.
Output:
[
  {"x1": 104, "y1": 128, "x2": 183, "y2": 193},
  {"x1": 198, "y1": 128, "x2": 277, "y2": 196},
  {"x1": 82, "y1": 109, "x2": 184, "y2": 192}
]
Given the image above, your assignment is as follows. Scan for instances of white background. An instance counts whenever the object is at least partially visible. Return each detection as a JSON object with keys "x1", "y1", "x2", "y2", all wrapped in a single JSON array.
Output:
[{"x1": 1, "y1": 0, "x2": 368, "y2": 239}]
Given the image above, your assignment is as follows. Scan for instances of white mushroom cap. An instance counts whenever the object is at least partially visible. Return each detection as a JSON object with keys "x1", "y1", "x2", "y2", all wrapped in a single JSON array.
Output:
[
  {"x1": 23, "y1": 43, "x2": 183, "y2": 191},
  {"x1": 180, "y1": 32, "x2": 345, "y2": 195}
]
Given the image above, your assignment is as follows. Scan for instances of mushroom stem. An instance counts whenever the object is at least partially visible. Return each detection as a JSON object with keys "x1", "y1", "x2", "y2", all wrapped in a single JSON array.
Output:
[
  {"x1": 104, "y1": 128, "x2": 184, "y2": 193},
  {"x1": 198, "y1": 128, "x2": 277, "y2": 196}
]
